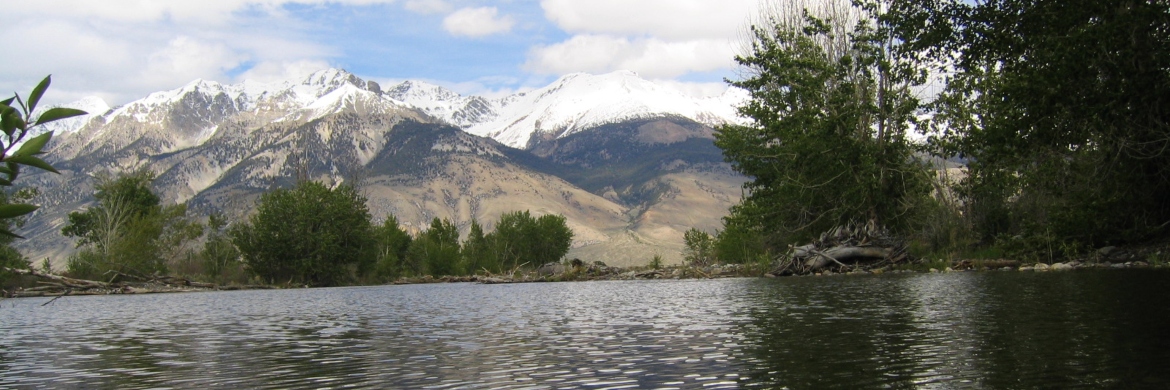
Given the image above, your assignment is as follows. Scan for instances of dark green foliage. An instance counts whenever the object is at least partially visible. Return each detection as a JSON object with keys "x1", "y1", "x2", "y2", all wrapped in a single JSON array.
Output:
[
  {"x1": 487, "y1": 211, "x2": 574, "y2": 271},
  {"x1": 460, "y1": 218, "x2": 493, "y2": 274},
  {"x1": 230, "y1": 181, "x2": 373, "y2": 286},
  {"x1": 370, "y1": 215, "x2": 412, "y2": 281},
  {"x1": 407, "y1": 217, "x2": 461, "y2": 276},
  {"x1": 0, "y1": 75, "x2": 85, "y2": 238},
  {"x1": 713, "y1": 217, "x2": 769, "y2": 265},
  {"x1": 0, "y1": 189, "x2": 36, "y2": 285},
  {"x1": 715, "y1": 2, "x2": 933, "y2": 251},
  {"x1": 897, "y1": 0, "x2": 1170, "y2": 251},
  {"x1": 62, "y1": 170, "x2": 202, "y2": 279}
]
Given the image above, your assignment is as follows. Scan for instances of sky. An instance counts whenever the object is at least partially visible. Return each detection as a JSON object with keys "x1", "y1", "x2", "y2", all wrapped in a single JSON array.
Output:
[{"x1": 1, "y1": 0, "x2": 762, "y2": 107}]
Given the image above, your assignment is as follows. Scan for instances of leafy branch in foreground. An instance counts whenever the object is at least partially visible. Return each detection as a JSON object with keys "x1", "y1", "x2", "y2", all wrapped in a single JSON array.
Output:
[{"x1": 0, "y1": 75, "x2": 86, "y2": 238}]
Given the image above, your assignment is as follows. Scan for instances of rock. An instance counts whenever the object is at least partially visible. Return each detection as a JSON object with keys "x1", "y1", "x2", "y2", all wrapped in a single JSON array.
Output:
[
  {"x1": 944, "y1": 267, "x2": 954, "y2": 272},
  {"x1": 1034, "y1": 263, "x2": 1050, "y2": 271},
  {"x1": 1099, "y1": 246, "x2": 1118, "y2": 257},
  {"x1": 1000, "y1": 267, "x2": 1012, "y2": 271},
  {"x1": 929, "y1": 268, "x2": 939, "y2": 273},
  {"x1": 1019, "y1": 266, "x2": 1034, "y2": 271},
  {"x1": 365, "y1": 80, "x2": 382, "y2": 94},
  {"x1": 1111, "y1": 263, "x2": 1127, "y2": 268},
  {"x1": 537, "y1": 263, "x2": 566, "y2": 276},
  {"x1": 1051, "y1": 262, "x2": 1073, "y2": 271}
]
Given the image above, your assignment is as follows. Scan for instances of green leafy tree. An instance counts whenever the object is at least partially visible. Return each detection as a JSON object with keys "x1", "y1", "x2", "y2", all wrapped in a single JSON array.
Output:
[
  {"x1": 62, "y1": 170, "x2": 201, "y2": 279},
  {"x1": 370, "y1": 215, "x2": 412, "y2": 281},
  {"x1": 407, "y1": 217, "x2": 462, "y2": 276},
  {"x1": 487, "y1": 211, "x2": 574, "y2": 270},
  {"x1": 460, "y1": 218, "x2": 493, "y2": 274},
  {"x1": 714, "y1": 0, "x2": 932, "y2": 251},
  {"x1": 682, "y1": 228, "x2": 716, "y2": 266},
  {"x1": 231, "y1": 181, "x2": 373, "y2": 286},
  {"x1": 0, "y1": 75, "x2": 86, "y2": 238},
  {"x1": 893, "y1": 0, "x2": 1170, "y2": 250},
  {"x1": 713, "y1": 215, "x2": 769, "y2": 264}
]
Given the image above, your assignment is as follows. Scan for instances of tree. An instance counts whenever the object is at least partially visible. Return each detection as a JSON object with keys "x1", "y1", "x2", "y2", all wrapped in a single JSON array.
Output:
[
  {"x1": 62, "y1": 170, "x2": 202, "y2": 279},
  {"x1": 487, "y1": 211, "x2": 574, "y2": 270},
  {"x1": 460, "y1": 218, "x2": 493, "y2": 274},
  {"x1": 683, "y1": 228, "x2": 716, "y2": 266},
  {"x1": 893, "y1": 0, "x2": 1170, "y2": 250},
  {"x1": 0, "y1": 75, "x2": 86, "y2": 238},
  {"x1": 407, "y1": 217, "x2": 461, "y2": 276},
  {"x1": 200, "y1": 212, "x2": 240, "y2": 281},
  {"x1": 714, "y1": 0, "x2": 932, "y2": 251},
  {"x1": 369, "y1": 215, "x2": 412, "y2": 281},
  {"x1": 231, "y1": 181, "x2": 373, "y2": 286}
]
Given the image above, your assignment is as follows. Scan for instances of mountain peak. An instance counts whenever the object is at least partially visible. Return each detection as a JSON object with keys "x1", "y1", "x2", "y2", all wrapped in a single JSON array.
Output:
[{"x1": 301, "y1": 68, "x2": 362, "y2": 89}]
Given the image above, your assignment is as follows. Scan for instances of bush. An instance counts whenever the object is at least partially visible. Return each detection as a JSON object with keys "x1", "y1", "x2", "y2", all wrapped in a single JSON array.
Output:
[{"x1": 231, "y1": 181, "x2": 373, "y2": 286}]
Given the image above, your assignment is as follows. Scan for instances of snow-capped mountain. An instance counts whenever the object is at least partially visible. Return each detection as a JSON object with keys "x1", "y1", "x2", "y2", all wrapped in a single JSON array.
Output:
[
  {"x1": 44, "y1": 68, "x2": 746, "y2": 152},
  {"x1": 384, "y1": 70, "x2": 747, "y2": 149},
  {"x1": 466, "y1": 70, "x2": 746, "y2": 149}
]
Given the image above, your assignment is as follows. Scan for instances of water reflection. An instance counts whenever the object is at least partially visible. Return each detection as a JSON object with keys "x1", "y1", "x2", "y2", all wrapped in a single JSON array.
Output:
[{"x1": 2, "y1": 271, "x2": 1169, "y2": 388}]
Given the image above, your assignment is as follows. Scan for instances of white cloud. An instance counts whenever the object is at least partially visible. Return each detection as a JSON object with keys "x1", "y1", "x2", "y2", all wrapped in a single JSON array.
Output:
[
  {"x1": 0, "y1": 0, "x2": 343, "y2": 105},
  {"x1": 237, "y1": 60, "x2": 335, "y2": 84},
  {"x1": 531, "y1": 0, "x2": 759, "y2": 84},
  {"x1": 540, "y1": 0, "x2": 758, "y2": 40},
  {"x1": 525, "y1": 35, "x2": 735, "y2": 79},
  {"x1": 653, "y1": 80, "x2": 732, "y2": 99},
  {"x1": 141, "y1": 37, "x2": 246, "y2": 88},
  {"x1": 4, "y1": 0, "x2": 403, "y2": 24},
  {"x1": 404, "y1": 0, "x2": 451, "y2": 15},
  {"x1": 442, "y1": 7, "x2": 515, "y2": 38}
]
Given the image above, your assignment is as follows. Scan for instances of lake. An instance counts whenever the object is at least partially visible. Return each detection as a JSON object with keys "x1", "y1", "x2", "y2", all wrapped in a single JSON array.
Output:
[{"x1": 2, "y1": 270, "x2": 1169, "y2": 388}]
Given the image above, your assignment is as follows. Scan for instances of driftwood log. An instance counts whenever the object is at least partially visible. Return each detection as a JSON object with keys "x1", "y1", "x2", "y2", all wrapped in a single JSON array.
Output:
[
  {"x1": 2, "y1": 267, "x2": 217, "y2": 298},
  {"x1": 772, "y1": 220, "x2": 910, "y2": 276}
]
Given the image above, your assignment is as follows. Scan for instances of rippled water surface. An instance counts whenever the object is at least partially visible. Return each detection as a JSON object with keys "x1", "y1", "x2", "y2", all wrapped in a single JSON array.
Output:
[{"x1": 3, "y1": 271, "x2": 1169, "y2": 388}]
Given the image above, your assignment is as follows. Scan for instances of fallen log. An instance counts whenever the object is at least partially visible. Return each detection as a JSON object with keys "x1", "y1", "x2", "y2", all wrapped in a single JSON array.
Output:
[
  {"x1": 775, "y1": 220, "x2": 911, "y2": 275},
  {"x1": 804, "y1": 246, "x2": 894, "y2": 269},
  {"x1": 3, "y1": 267, "x2": 110, "y2": 289}
]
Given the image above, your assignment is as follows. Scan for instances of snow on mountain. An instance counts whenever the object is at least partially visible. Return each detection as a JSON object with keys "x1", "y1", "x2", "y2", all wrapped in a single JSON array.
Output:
[
  {"x1": 386, "y1": 80, "x2": 498, "y2": 128},
  {"x1": 386, "y1": 70, "x2": 747, "y2": 149},
  {"x1": 49, "y1": 68, "x2": 746, "y2": 152},
  {"x1": 472, "y1": 70, "x2": 745, "y2": 148},
  {"x1": 29, "y1": 95, "x2": 112, "y2": 136}
]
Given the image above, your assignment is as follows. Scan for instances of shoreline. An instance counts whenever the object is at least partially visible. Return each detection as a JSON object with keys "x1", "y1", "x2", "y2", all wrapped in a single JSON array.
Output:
[{"x1": 5, "y1": 259, "x2": 1167, "y2": 300}]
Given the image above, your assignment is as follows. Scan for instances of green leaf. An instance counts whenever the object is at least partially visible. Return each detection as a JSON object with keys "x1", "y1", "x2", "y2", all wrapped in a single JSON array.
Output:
[
  {"x1": 0, "y1": 97, "x2": 14, "y2": 106},
  {"x1": 12, "y1": 132, "x2": 52, "y2": 157},
  {"x1": 34, "y1": 107, "x2": 86, "y2": 126},
  {"x1": 4, "y1": 155, "x2": 58, "y2": 174},
  {"x1": 27, "y1": 76, "x2": 51, "y2": 114},
  {"x1": 0, "y1": 203, "x2": 38, "y2": 219},
  {"x1": 1, "y1": 105, "x2": 23, "y2": 134}
]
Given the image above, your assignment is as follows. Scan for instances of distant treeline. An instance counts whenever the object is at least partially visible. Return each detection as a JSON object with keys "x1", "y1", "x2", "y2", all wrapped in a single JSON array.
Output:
[{"x1": 5, "y1": 169, "x2": 573, "y2": 287}]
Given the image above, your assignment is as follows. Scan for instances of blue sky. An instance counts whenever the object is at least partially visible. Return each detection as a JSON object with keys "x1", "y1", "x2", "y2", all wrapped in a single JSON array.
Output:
[{"x1": 1, "y1": 0, "x2": 760, "y2": 106}]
